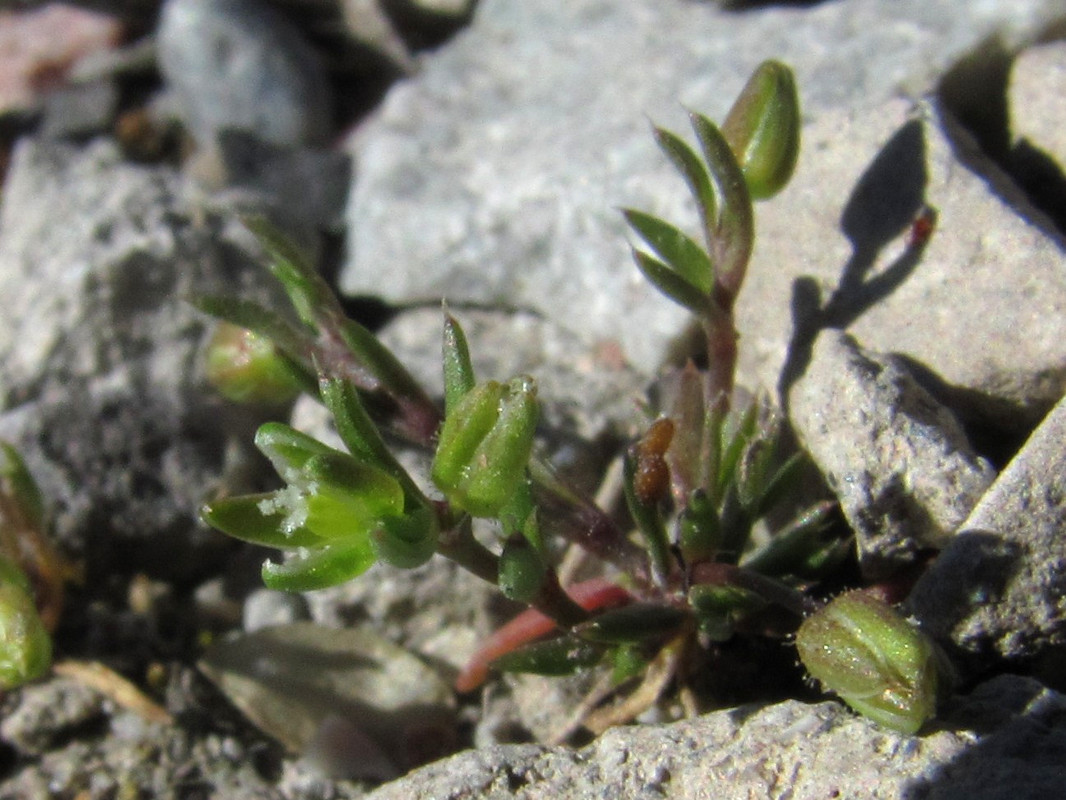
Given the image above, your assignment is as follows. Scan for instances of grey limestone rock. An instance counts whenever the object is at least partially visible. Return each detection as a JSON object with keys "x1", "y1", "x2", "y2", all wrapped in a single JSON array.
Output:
[
  {"x1": 157, "y1": 0, "x2": 332, "y2": 149},
  {"x1": 342, "y1": 0, "x2": 1061, "y2": 404},
  {"x1": 909, "y1": 391, "x2": 1066, "y2": 666},
  {"x1": 745, "y1": 97, "x2": 1066, "y2": 433},
  {"x1": 0, "y1": 137, "x2": 280, "y2": 579},
  {"x1": 366, "y1": 674, "x2": 1066, "y2": 800},
  {"x1": 788, "y1": 331, "x2": 995, "y2": 578},
  {"x1": 1010, "y1": 39, "x2": 1066, "y2": 174}
]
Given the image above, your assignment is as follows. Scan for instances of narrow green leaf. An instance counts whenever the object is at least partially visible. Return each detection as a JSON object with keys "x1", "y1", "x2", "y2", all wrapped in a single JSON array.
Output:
[
  {"x1": 652, "y1": 125, "x2": 717, "y2": 245},
  {"x1": 621, "y1": 209, "x2": 714, "y2": 294},
  {"x1": 318, "y1": 374, "x2": 415, "y2": 494},
  {"x1": 189, "y1": 295, "x2": 309, "y2": 357},
  {"x1": 442, "y1": 312, "x2": 477, "y2": 415},
  {"x1": 688, "y1": 111, "x2": 754, "y2": 294},
  {"x1": 576, "y1": 603, "x2": 688, "y2": 645},
  {"x1": 243, "y1": 216, "x2": 335, "y2": 328},
  {"x1": 716, "y1": 401, "x2": 759, "y2": 501},
  {"x1": 200, "y1": 493, "x2": 325, "y2": 548},
  {"x1": 336, "y1": 317, "x2": 412, "y2": 395},
  {"x1": 261, "y1": 539, "x2": 376, "y2": 592},
  {"x1": 748, "y1": 450, "x2": 804, "y2": 518},
  {"x1": 490, "y1": 634, "x2": 605, "y2": 677},
  {"x1": 630, "y1": 248, "x2": 712, "y2": 318},
  {"x1": 255, "y1": 422, "x2": 338, "y2": 478},
  {"x1": 741, "y1": 500, "x2": 841, "y2": 578}
]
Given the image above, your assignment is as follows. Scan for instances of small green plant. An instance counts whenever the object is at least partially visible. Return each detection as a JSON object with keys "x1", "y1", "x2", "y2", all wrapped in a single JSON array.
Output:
[{"x1": 198, "y1": 61, "x2": 941, "y2": 735}]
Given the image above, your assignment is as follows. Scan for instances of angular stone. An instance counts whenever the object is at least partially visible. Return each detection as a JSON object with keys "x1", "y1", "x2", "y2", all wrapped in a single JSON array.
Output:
[
  {"x1": 366, "y1": 675, "x2": 1066, "y2": 800},
  {"x1": 157, "y1": 0, "x2": 332, "y2": 148},
  {"x1": 0, "y1": 138, "x2": 281, "y2": 579},
  {"x1": 1010, "y1": 40, "x2": 1066, "y2": 170},
  {"x1": 744, "y1": 98, "x2": 1066, "y2": 432},
  {"x1": 788, "y1": 331, "x2": 995, "y2": 578},
  {"x1": 909, "y1": 392, "x2": 1066, "y2": 665}
]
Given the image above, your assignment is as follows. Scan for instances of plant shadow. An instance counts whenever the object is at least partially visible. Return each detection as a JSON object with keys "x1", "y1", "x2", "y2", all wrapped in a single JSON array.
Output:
[{"x1": 779, "y1": 118, "x2": 931, "y2": 409}]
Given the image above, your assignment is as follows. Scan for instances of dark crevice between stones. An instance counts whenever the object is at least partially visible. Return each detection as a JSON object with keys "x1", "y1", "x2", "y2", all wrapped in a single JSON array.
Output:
[
  {"x1": 937, "y1": 28, "x2": 1066, "y2": 240},
  {"x1": 889, "y1": 353, "x2": 1036, "y2": 469}
]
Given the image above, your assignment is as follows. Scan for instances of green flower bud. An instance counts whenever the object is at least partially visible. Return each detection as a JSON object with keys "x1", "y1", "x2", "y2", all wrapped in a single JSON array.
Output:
[
  {"x1": 431, "y1": 377, "x2": 538, "y2": 517},
  {"x1": 795, "y1": 590, "x2": 938, "y2": 734},
  {"x1": 0, "y1": 556, "x2": 51, "y2": 689},
  {"x1": 722, "y1": 60, "x2": 801, "y2": 200},
  {"x1": 205, "y1": 322, "x2": 303, "y2": 405}
]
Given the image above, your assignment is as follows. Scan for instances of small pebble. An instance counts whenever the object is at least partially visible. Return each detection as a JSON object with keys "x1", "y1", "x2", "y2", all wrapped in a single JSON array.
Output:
[
  {"x1": 242, "y1": 587, "x2": 311, "y2": 632},
  {"x1": 157, "y1": 0, "x2": 332, "y2": 148}
]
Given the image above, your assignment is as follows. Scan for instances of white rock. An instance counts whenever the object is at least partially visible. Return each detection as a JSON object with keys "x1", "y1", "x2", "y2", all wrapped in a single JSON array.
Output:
[
  {"x1": 342, "y1": 0, "x2": 1058, "y2": 385},
  {"x1": 744, "y1": 98, "x2": 1066, "y2": 431},
  {"x1": 157, "y1": 0, "x2": 332, "y2": 148},
  {"x1": 0, "y1": 138, "x2": 278, "y2": 578},
  {"x1": 1010, "y1": 39, "x2": 1066, "y2": 169},
  {"x1": 909, "y1": 391, "x2": 1066, "y2": 664},
  {"x1": 366, "y1": 674, "x2": 1066, "y2": 800},
  {"x1": 788, "y1": 331, "x2": 995, "y2": 578}
]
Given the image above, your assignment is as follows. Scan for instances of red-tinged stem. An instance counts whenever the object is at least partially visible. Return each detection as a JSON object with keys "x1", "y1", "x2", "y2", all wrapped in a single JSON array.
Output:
[
  {"x1": 454, "y1": 578, "x2": 633, "y2": 693},
  {"x1": 703, "y1": 312, "x2": 738, "y2": 418}
]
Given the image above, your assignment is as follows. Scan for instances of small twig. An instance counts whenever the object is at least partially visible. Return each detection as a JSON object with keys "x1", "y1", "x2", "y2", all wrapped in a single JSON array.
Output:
[
  {"x1": 53, "y1": 660, "x2": 173, "y2": 725},
  {"x1": 580, "y1": 634, "x2": 687, "y2": 736}
]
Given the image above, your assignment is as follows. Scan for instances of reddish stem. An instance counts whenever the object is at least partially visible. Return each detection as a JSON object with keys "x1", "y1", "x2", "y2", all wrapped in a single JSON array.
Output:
[{"x1": 454, "y1": 578, "x2": 633, "y2": 693}]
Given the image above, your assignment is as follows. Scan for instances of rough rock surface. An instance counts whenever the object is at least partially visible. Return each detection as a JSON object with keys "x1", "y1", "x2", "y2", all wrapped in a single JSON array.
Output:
[
  {"x1": 0, "y1": 138, "x2": 278, "y2": 579},
  {"x1": 1010, "y1": 39, "x2": 1066, "y2": 175},
  {"x1": 4, "y1": 0, "x2": 1066, "y2": 797},
  {"x1": 909, "y1": 392, "x2": 1066, "y2": 667},
  {"x1": 749, "y1": 97, "x2": 1066, "y2": 434},
  {"x1": 342, "y1": 0, "x2": 1060, "y2": 392},
  {"x1": 366, "y1": 675, "x2": 1066, "y2": 800},
  {"x1": 788, "y1": 331, "x2": 995, "y2": 578},
  {"x1": 157, "y1": 0, "x2": 332, "y2": 149}
]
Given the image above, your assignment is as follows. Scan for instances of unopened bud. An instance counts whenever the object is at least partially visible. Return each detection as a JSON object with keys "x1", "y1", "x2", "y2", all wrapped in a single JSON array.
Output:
[
  {"x1": 205, "y1": 322, "x2": 303, "y2": 405},
  {"x1": 431, "y1": 377, "x2": 538, "y2": 517},
  {"x1": 722, "y1": 60, "x2": 801, "y2": 200},
  {"x1": 795, "y1": 590, "x2": 938, "y2": 734}
]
